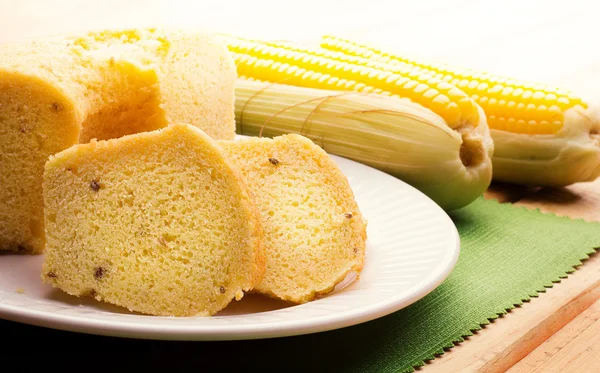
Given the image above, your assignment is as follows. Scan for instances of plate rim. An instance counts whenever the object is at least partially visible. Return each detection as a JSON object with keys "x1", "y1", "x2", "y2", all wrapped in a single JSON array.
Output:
[{"x1": 0, "y1": 153, "x2": 460, "y2": 341}]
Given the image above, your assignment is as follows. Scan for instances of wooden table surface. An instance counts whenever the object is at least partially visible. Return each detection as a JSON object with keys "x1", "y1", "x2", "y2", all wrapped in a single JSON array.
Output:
[{"x1": 2, "y1": 1, "x2": 599, "y2": 371}]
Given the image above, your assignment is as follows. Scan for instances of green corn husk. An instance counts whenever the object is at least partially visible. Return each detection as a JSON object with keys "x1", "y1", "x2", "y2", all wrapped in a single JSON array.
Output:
[{"x1": 234, "y1": 78, "x2": 494, "y2": 211}]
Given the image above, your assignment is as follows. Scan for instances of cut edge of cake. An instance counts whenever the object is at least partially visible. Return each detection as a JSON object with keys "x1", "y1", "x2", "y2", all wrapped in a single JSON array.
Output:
[
  {"x1": 41, "y1": 123, "x2": 265, "y2": 316},
  {"x1": 219, "y1": 134, "x2": 367, "y2": 304}
]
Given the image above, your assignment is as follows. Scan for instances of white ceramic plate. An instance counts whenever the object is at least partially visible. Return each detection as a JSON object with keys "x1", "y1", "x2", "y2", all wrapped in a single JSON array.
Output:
[{"x1": 0, "y1": 154, "x2": 459, "y2": 340}]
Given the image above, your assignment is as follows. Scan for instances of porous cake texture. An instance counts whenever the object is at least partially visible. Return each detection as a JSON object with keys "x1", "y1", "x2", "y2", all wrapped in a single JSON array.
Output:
[
  {"x1": 220, "y1": 134, "x2": 367, "y2": 303},
  {"x1": 0, "y1": 28, "x2": 236, "y2": 253},
  {"x1": 42, "y1": 124, "x2": 264, "y2": 316}
]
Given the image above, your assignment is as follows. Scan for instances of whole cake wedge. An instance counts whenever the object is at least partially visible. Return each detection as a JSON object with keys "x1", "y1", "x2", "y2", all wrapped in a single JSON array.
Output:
[
  {"x1": 42, "y1": 124, "x2": 264, "y2": 316},
  {"x1": 0, "y1": 28, "x2": 236, "y2": 253},
  {"x1": 220, "y1": 134, "x2": 367, "y2": 303}
]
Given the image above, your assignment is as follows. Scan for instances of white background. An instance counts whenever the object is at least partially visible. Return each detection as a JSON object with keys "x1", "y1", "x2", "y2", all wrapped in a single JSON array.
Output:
[{"x1": 1, "y1": 0, "x2": 599, "y2": 99}]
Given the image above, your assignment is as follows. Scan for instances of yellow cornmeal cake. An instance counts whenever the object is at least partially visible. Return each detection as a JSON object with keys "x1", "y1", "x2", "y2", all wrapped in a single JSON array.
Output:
[
  {"x1": 219, "y1": 134, "x2": 367, "y2": 303},
  {"x1": 42, "y1": 124, "x2": 264, "y2": 316},
  {"x1": 0, "y1": 28, "x2": 236, "y2": 253}
]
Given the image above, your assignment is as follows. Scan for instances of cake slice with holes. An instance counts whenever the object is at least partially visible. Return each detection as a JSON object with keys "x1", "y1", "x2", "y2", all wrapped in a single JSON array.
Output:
[
  {"x1": 219, "y1": 134, "x2": 367, "y2": 303},
  {"x1": 0, "y1": 28, "x2": 236, "y2": 253},
  {"x1": 42, "y1": 124, "x2": 264, "y2": 316}
]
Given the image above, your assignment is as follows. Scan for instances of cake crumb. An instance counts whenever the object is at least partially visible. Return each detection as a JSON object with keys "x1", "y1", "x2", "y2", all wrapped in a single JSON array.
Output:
[{"x1": 15, "y1": 288, "x2": 25, "y2": 294}]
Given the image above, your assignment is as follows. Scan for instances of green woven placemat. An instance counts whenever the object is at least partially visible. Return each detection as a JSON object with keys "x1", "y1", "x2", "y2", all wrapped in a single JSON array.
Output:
[{"x1": 3, "y1": 198, "x2": 600, "y2": 370}]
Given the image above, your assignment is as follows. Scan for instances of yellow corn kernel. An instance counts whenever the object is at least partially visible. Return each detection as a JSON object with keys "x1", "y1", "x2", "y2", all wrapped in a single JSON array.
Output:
[
  {"x1": 321, "y1": 35, "x2": 588, "y2": 134},
  {"x1": 224, "y1": 37, "x2": 479, "y2": 129}
]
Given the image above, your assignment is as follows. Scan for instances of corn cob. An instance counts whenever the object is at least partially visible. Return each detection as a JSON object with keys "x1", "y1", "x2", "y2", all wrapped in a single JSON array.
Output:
[
  {"x1": 222, "y1": 35, "x2": 480, "y2": 131},
  {"x1": 235, "y1": 78, "x2": 493, "y2": 210},
  {"x1": 320, "y1": 36, "x2": 600, "y2": 186}
]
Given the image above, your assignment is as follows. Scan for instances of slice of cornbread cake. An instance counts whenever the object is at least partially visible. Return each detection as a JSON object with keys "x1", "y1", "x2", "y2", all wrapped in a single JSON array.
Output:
[
  {"x1": 42, "y1": 124, "x2": 264, "y2": 316},
  {"x1": 220, "y1": 134, "x2": 366, "y2": 303},
  {"x1": 0, "y1": 28, "x2": 236, "y2": 253}
]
